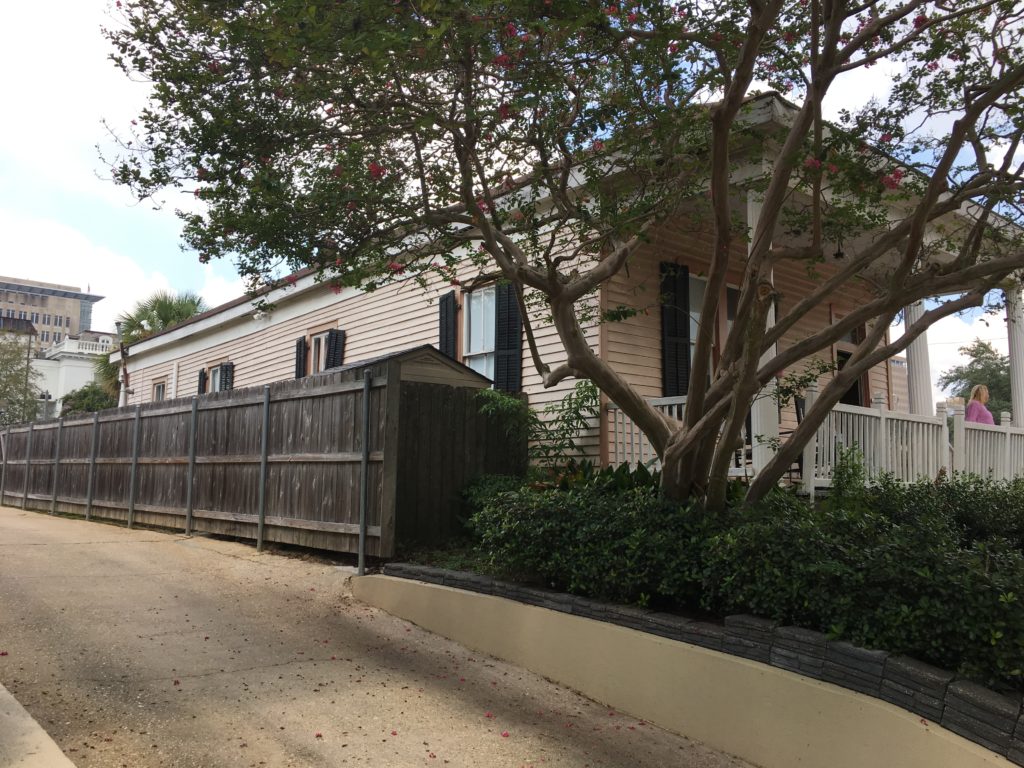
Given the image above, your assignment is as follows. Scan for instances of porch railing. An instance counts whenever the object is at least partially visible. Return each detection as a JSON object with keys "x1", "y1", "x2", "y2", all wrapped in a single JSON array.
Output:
[
  {"x1": 801, "y1": 389, "x2": 948, "y2": 497},
  {"x1": 606, "y1": 396, "x2": 750, "y2": 476},
  {"x1": 606, "y1": 389, "x2": 1024, "y2": 493},
  {"x1": 953, "y1": 408, "x2": 1024, "y2": 480},
  {"x1": 607, "y1": 396, "x2": 685, "y2": 469}
]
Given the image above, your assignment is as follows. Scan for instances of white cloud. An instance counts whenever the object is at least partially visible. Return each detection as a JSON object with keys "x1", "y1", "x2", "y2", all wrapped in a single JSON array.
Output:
[
  {"x1": 198, "y1": 265, "x2": 245, "y2": 310},
  {"x1": 0, "y1": 209, "x2": 172, "y2": 332},
  {"x1": 0, "y1": 2, "x2": 149, "y2": 207}
]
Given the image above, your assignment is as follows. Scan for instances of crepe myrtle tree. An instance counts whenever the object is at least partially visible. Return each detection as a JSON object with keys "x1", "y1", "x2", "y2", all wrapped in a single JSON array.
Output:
[{"x1": 106, "y1": 0, "x2": 1024, "y2": 508}]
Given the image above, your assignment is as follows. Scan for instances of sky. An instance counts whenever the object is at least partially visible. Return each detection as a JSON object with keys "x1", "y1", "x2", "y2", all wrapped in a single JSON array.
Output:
[{"x1": 0, "y1": 1, "x2": 1007, "y2": 405}]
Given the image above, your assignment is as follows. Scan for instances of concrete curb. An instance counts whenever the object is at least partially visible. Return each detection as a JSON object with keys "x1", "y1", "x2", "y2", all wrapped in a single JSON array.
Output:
[{"x1": 0, "y1": 682, "x2": 76, "y2": 768}]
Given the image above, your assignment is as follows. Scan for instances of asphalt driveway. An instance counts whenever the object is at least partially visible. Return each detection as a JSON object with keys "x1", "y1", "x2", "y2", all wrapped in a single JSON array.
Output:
[{"x1": 0, "y1": 506, "x2": 753, "y2": 767}]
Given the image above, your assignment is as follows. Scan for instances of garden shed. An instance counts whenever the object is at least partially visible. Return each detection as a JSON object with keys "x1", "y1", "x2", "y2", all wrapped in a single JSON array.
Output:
[{"x1": 0, "y1": 346, "x2": 526, "y2": 557}]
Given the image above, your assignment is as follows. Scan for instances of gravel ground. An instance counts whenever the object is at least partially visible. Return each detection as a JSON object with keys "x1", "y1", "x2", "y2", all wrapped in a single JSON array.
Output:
[{"x1": 0, "y1": 506, "x2": 755, "y2": 768}]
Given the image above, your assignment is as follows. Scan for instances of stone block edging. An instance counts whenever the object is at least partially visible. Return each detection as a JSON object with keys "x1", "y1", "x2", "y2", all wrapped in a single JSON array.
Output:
[{"x1": 382, "y1": 562, "x2": 1024, "y2": 765}]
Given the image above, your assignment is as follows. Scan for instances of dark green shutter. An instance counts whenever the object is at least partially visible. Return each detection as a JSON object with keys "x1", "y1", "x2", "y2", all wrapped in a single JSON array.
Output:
[
  {"x1": 660, "y1": 262, "x2": 690, "y2": 397},
  {"x1": 219, "y1": 362, "x2": 235, "y2": 391},
  {"x1": 325, "y1": 329, "x2": 346, "y2": 369},
  {"x1": 438, "y1": 291, "x2": 457, "y2": 359},
  {"x1": 294, "y1": 337, "x2": 308, "y2": 379},
  {"x1": 197, "y1": 368, "x2": 208, "y2": 395},
  {"x1": 493, "y1": 283, "x2": 522, "y2": 392}
]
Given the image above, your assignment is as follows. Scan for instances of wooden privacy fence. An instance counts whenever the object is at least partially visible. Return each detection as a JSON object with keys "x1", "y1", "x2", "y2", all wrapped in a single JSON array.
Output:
[{"x1": 0, "y1": 347, "x2": 525, "y2": 557}]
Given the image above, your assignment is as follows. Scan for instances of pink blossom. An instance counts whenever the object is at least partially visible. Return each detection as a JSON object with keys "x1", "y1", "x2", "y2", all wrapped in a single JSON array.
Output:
[
  {"x1": 880, "y1": 132, "x2": 894, "y2": 142},
  {"x1": 368, "y1": 161, "x2": 386, "y2": 180},
  {"x1": 592, "y1": 139, "x2": 605, "y2": 151},
  {"x1": 804, "y1": 156, "x2": 822, "y2": 170},
  {"x1": 913, "y1": 14, "x2": 927, "y2": 28},
  {"x1": 827, "y1": 163, "x2": 839, "y2": 174},
  {"x1": 285, "y1": 274, "x2": 298, "y2": 286},
  {"x1": 493, "y1": 53, "x2": 514, "y2": 69},
  {"x1": 387, "y1": 261, "x2": 406, "y2": 274},
  {"x1": 330, "y1": 285, "x2": 342, "y2": 295}
]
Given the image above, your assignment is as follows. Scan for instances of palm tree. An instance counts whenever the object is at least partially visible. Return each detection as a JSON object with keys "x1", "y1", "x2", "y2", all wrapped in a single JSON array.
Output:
[{"x1": 96, "y1": 291, "x2": 208, "y2": 398}]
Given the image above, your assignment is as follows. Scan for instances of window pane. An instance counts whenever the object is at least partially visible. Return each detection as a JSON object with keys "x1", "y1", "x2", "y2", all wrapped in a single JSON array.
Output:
[
  {"x1": 481, "y1": 288, "x2": 495, "y2": 353},
  {"x1": 689, "y1": 277, "x2": 706, "y2": 338},
  {"x1": 466, "y1": 352, "x2": 495, "y2": 381},
  {"x1": 465, "y1": 286, "x2": 496, "y2": 355}
]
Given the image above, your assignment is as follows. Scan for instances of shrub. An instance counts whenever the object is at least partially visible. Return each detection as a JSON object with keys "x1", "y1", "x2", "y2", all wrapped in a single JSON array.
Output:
[
  {"x1": 464, "y1": 448, "x2": 1024, "y2": 690},
  {"x1": 469, "y1": 477, "x2": 712, "y2": 605},
  {"x1": 701, "y1": 485, "x2": 1024, "y2": 690}
]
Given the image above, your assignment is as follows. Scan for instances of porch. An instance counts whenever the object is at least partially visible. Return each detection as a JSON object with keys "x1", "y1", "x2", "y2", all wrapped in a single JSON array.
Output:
[{"x1": 607, "y1": 392, "x2": 1024, "y2": 494}]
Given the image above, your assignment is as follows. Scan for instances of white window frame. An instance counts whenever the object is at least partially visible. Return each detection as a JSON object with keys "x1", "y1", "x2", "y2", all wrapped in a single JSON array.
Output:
[
  {"x1": 309, "y1": 330, "x2": 331, "y2": 375},
  {"x1": 153, "y1": 380, "x2": 167, "y2": 402},
  {"x1": 462, "y1": 285, "x2": 496, "y2": 381},
  {"x1": 209, "y1": 365, "x2": 222, "y2": 392}
]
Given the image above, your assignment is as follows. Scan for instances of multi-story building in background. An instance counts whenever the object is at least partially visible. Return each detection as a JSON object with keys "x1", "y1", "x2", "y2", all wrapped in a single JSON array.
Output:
[{"x1": 0, "y1": 276, "x2": 104, "y2": 353}]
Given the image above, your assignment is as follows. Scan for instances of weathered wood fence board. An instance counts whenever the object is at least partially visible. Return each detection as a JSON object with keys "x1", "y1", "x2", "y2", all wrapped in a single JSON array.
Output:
[{"x1": 0, "y1": 348, "x2": 525, "y2": 557}]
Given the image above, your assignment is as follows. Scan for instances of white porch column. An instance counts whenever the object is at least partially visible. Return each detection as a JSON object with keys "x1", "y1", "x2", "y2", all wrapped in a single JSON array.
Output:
[
  {"x1": 904, "y1": 301, "x2": 933, "y2": 415},
  {"x1": 748, "y1": 193, "x2": 780, "y2": 473},
  {"x1": 1005, "y1": 286, "x2": 1024, "y2": 427}
]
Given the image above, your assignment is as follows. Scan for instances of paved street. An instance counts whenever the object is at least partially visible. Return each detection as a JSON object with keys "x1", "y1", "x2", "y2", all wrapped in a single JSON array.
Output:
[{"x1": 0, "y1": 506, "x2": 752, "y2": 768}]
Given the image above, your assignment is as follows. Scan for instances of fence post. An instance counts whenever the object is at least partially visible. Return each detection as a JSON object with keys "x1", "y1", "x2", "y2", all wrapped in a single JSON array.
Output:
[
  {"x1": 952, "y1": 404, "x2": 966, "y2": 473},
  {"x1": 935, "y1": 402, "x2": 949, "y2": 474},
  {"x1": 22, "y1": 424, "x2": 34, "y2": 509},
  {"x1": 50, "y1": 417, "x2": 64, "y2": 514},
  {"x1": 1002, "y1": 411, "x2": 1013, "y2": 480},
  {"x1": 0, "y1": 427, "x2": 9, "y2": 506},
  {"x1": 85, "y1": 413, "x2": 99, "y2": 520},
  {"x1": 801, "y1": 383, "x2": 818, "y2": 502},
  {"x1": 872, "y1": 392, "x2": 887, "y2": 479},
  {"x1": 127, "y1": 405, "x2": 141, "y2": 529},
  {"x1": 358, "y1": 369, "x2": 372, "y2": 576},
  {"x1": 185, "y1": 397, "x2": 198, "y2": 535},
  {"x1": 256, "y1": 386, "x2": 271, "y2": 553}
]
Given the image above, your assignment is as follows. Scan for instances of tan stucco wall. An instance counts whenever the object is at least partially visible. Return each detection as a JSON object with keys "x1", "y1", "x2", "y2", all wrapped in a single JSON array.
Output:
[{"x1": 353, "y1": 575, "x2": 1014, "y2": 768}]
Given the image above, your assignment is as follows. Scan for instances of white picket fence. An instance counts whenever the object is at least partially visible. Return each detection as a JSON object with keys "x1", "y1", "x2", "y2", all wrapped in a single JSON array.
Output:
[{"x1": 606, "y1": 389, "x2": 1024, "y2": 493}]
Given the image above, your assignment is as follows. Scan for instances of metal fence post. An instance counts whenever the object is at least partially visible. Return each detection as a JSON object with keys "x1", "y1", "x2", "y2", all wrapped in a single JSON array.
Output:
[
  {"x1": 22, "y1": 424, "x2": 34, "y2": 509},
  {"x1": 85, "y1": 413, "x2": 99, "y2": 520},
  {"x1": 50, "y1": 417, "x2": 64, "y2": 514},
  {"x1": 127, "y1": 405, "x2": 141, "y2": 529},
  {"x1": 256, "y1": 386, "x2": 271, "y2": 552},
  {"x1": 358, "y1": 370, "x2": 372, "y2": 576},
  {"x1": 185, "y1": 397, "x2": 198, "y2": 535},
  {"x1": 0, "y1": 427, "x2": 9, "y2": 506}
]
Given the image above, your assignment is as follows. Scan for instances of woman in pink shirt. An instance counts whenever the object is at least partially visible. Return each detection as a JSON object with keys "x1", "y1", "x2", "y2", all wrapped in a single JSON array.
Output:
[{"x1": 965, "y1": 384, "x2": 995, "y2": 425}]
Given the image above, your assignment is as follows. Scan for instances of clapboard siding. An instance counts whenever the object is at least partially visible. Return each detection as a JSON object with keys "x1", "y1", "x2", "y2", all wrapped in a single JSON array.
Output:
[{"x1": 601, "y1": 217, "x2": 900, "y2": 457}]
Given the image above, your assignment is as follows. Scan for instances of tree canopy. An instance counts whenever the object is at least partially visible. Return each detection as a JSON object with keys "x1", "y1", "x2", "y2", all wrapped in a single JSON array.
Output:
[
  {"x1": 107, "y1": 0, "x2": 1024, "y2": 505},
  {"x1": 96, "y1": 290, "x2": 208, "y2": 397},
  {"x1": 0, "y1": 335, "x2": 41, "y2": 426},
  {"x1": 938, "y1": 339, "x2": 1012, "y2": 417},
  {"x1": 60, "y1": 382, "x2": 118, "y2": 418}
]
